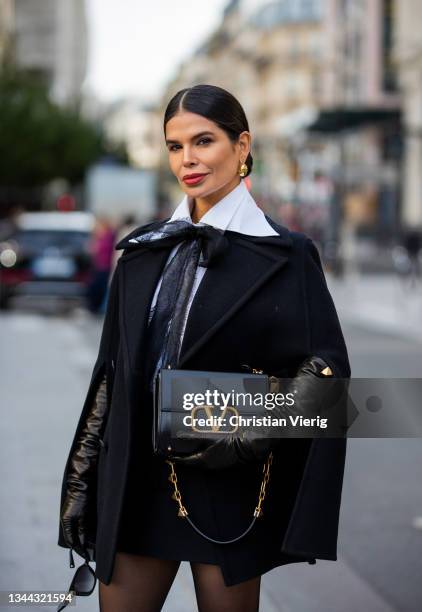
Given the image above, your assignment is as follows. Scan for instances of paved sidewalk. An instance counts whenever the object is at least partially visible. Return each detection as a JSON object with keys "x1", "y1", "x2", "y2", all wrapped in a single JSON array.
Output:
[{"x1": 327, "y1": 272, "x2": 422, "y2": 343}]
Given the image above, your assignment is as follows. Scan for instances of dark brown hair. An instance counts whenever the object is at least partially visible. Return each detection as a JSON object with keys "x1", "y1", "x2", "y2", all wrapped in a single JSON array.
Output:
[{"x1": 163, "y1": 84, "x2": 253, "y2": 178}]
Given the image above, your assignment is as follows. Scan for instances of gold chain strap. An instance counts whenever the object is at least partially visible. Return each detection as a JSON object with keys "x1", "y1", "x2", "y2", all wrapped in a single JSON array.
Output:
[
  {"x1": 166, "y1": 460, "x2": 188, "y2": 517},
  {"x1": 254, "y1": 450, "x2": 273, "y2": 517},
  {"x1": 166, "y1": 450, "x2": 274, "y2": 520}
]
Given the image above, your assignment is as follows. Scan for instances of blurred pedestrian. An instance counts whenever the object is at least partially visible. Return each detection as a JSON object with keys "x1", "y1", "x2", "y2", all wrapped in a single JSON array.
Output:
[
  {"x1": 278, "y1": 201, "x2": 302, "y2": 232},
  {"x1": 404, "y1": 229, "x2": 421, "y2": 284},
  {"x1": 110, "y1": 214, "x2": 138, "y2": 277},
  {"x1": 86, "y1": 216, "x2": 116, "y2": 314}
]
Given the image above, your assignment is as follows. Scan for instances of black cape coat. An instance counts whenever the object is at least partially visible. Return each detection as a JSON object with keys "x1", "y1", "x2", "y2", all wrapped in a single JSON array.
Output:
[{"x1": 57, "y1": 216, "x2": 351, "y2": 585}]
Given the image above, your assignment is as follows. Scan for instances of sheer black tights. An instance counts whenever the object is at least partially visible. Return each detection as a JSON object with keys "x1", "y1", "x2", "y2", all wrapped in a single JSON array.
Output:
[
  {"x1": 98, "y1": 553, "x2": 180, "y2": 612},
  {"x1": 98, "y1": 553, "x2": 261, "y2": 612},
  {"x1": 191, "y1": 561, "x2": 261, "y2": 612}
]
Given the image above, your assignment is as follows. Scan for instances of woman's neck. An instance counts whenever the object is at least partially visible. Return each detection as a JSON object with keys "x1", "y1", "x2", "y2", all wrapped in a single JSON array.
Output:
[{"x1": 191, "y1": 177, "x2": 241, "y2": 223}]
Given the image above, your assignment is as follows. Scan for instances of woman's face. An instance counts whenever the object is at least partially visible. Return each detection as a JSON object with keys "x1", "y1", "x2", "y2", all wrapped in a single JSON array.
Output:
[{"x1": 165, "y1": 111, "x2": 250, "y2": 199}]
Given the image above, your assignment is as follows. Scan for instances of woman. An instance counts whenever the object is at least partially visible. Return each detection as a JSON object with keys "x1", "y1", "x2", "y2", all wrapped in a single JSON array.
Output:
[{"x1": 58, "y1": 84, "x2": 351, "y2": 611}]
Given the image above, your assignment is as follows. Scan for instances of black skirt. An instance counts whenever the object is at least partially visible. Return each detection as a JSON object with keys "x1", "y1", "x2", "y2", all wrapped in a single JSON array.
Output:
[{"x1": 116, "y1": 388, "x2": 314, "y2": 587}]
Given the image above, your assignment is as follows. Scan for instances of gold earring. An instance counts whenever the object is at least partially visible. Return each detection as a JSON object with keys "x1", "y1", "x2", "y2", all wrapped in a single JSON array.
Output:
[{"x1": 238, "y1": 161, "x2": 248, "y2": 177}]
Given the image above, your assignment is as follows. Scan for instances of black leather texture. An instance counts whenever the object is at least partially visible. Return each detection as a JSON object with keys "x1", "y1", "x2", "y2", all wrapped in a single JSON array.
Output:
[
  {"x1": 168, "y1": 356, "x2": 339, "y2": 470},
  {"x1": 60, "y1": 375, "x2": 108, "y2": 559}
]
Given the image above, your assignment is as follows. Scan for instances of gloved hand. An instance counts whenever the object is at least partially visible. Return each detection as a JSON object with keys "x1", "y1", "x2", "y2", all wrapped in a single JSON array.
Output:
[
  {"x1": 170, "y1": 356, "x2": 339, "y2": 470},
  {"x1": 60, "y1": 375, "x2": 108, "y2": 559}
]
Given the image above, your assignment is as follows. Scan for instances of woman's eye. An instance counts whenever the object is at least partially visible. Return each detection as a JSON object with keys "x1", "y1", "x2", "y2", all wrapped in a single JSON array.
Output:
[{"x1": 168, "y1": 138, "x2": 212, "y2": 151}]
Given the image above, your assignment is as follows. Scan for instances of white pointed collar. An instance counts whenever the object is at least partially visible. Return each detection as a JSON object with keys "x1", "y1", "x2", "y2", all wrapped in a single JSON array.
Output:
[{"x1": 169, "y1": 180, "x2": 278, "y2": 237}]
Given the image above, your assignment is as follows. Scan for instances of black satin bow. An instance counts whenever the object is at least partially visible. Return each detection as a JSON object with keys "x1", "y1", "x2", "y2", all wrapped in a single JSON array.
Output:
[{"x1": 125, "y1": 219, "x2": 229, "y2": 268}]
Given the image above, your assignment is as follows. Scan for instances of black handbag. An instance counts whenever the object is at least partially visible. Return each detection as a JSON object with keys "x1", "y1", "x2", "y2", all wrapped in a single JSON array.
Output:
[
  {"x1": 151, "y1": 358, "x2": 339, "y2": 544},
  {"x1": 152, "y1": 365, "x2": 277, "y2": 544},
  {"x1": 152, "y1": 366, "x2": 275, "y2": 458}
]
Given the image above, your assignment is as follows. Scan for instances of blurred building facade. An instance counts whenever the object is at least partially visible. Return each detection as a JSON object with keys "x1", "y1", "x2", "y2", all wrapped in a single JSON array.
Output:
[
  {"x1": 0, "y1": 0, "x2": 88, "y2": 105},
  {"x1": 393, "y1": 0, "x2": 422, "y2": 229},
  {"x1": 103, "y1": 100, "x2": 162, "y2": 170},
  {"x1": 307, "y1": 0, "x2": 401, "y2": 251},
  {"x1": 0, "y1": 0, "x2": 14, "y2": 65},
  {"x1": 159, "y1": 0, "x2": 402, "y2": 252}
]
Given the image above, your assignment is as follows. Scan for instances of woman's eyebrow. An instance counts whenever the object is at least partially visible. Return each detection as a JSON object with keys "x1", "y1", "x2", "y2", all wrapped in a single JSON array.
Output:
[{"x1": 165, "y1": 131, "x2": 214, "y2": 145}]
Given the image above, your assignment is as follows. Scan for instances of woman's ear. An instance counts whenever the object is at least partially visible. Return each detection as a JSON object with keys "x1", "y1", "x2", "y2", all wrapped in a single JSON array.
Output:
[{"x1": 238, "y1": 131, "x2": 251, "y2": 160}]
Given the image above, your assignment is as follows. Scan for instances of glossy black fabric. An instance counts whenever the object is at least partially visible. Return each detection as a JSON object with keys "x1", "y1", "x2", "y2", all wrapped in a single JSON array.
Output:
[
  {"x1": 134, "y1": 219, "x2": 230, "y2": 391},
  {"x1": 57, "y1": 215, "x2": 351, "y2": 588},
  {"x1": 60, "y1": 375, "x2": 108, "y2": 558},
  {"x1": 126, "y1": 218, "x2": 229, "y2": 268},
  {"x1": 143, "y1": 239, "x2": 200, "y2": 392}
]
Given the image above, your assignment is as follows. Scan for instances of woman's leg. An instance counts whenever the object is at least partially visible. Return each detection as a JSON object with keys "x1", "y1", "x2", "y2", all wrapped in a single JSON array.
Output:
[
  {"x1": 190, "y1": 562, "x2": 261, "y2": 612},
  {"x1": 99, "y1": 552, "x2": 181, "y2": 612}
]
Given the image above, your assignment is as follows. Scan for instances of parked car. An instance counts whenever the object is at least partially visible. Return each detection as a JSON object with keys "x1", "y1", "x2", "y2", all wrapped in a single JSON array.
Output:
[{"x1": 0, "y1": 212, "x2": 95, "y2": 310}]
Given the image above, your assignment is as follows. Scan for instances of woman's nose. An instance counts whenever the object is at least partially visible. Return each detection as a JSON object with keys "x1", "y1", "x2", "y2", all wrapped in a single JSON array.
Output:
[{"x1": 182, "y1": 147, "x2": 197, "y2": 166}]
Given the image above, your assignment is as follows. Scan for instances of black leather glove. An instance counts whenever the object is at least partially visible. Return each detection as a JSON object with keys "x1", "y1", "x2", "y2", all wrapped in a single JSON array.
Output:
[
  {"x1": 170, "y1": 356, "x2": 339, "y2": 470},
  {"x1": 60, "y1": 375, "x2": 108, "y2": 559}
]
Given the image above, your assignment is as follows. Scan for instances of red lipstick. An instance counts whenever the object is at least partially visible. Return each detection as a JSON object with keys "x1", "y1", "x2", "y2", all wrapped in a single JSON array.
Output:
[{"x1": 182, "y1": 173, "x2": 209, "y2": 186}]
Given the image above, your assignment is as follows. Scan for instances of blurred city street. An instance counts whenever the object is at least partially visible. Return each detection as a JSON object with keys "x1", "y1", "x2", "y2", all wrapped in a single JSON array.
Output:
[
  {"x1": 1, "y1": 275, "x2": 421, "y2": 612},
  {"x1": 327, "y1": 272, "x2": 422, "y2": 346},
  {"x1": 1, "y1": 0, "x2": 422, "y2": 610}
]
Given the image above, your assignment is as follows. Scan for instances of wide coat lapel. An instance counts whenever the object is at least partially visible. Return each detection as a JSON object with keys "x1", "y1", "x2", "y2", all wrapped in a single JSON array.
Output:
[
  {"x1": 115, "y1": 221, "x2": 293, "y2": 376},
  {"x1": 178, "y1": 231, "x2": 292, "y2": 366}
]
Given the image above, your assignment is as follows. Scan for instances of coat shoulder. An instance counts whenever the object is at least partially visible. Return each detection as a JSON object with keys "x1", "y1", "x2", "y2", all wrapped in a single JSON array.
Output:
[{"x1": 264, "y1": 215, "x2": 314, "y2": 252}]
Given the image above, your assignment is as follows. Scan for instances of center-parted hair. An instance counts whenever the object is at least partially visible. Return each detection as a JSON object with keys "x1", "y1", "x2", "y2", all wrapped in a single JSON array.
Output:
[{"x1": 163, "y1": 84, "x2": 253, "y2": 178}]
